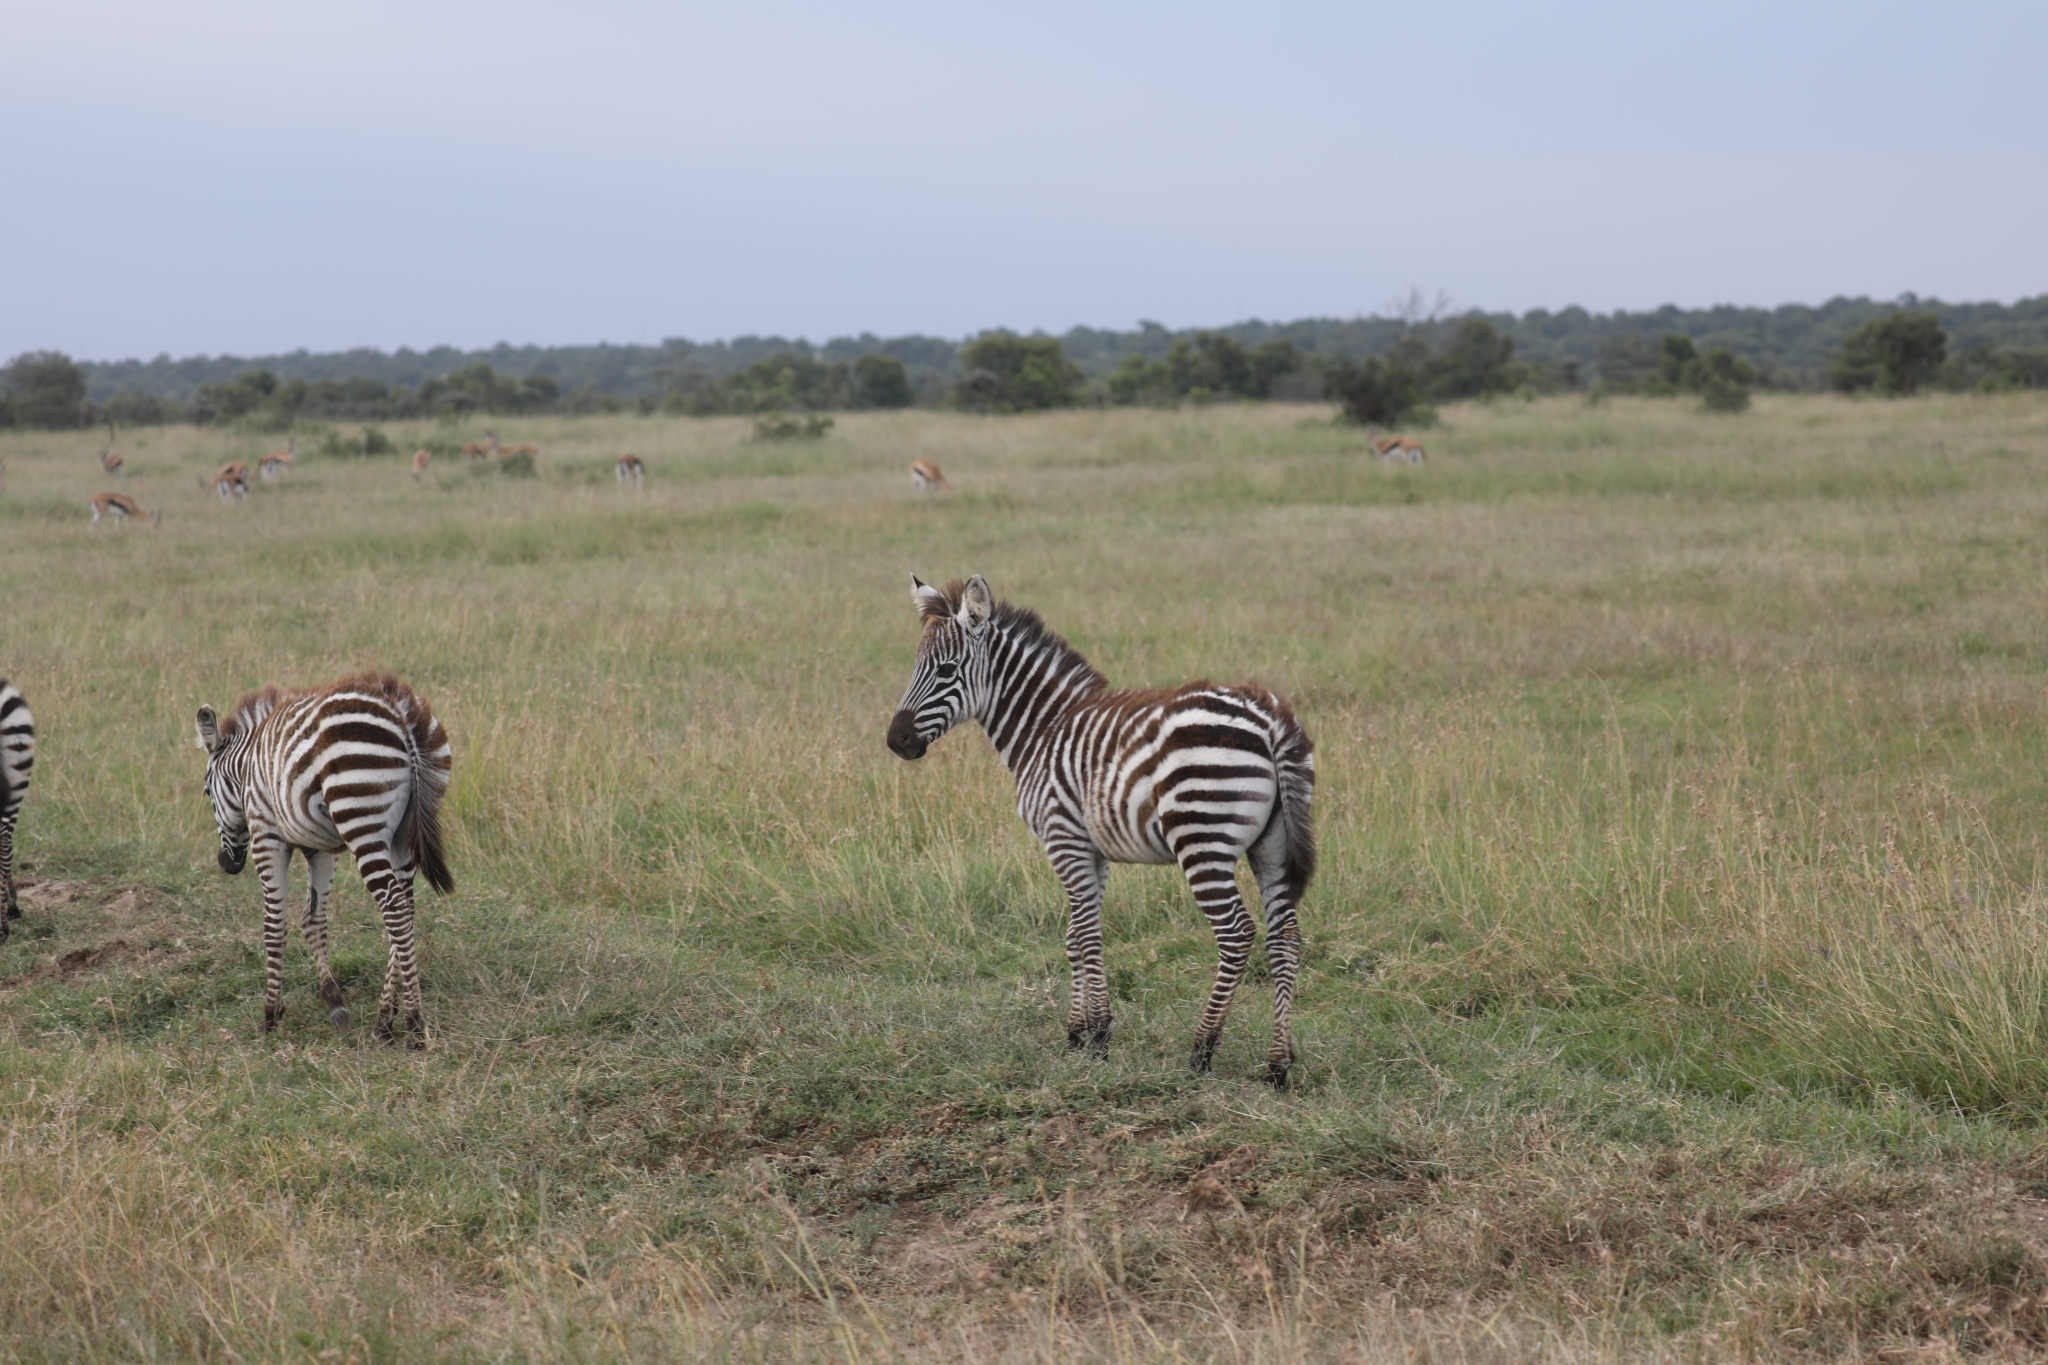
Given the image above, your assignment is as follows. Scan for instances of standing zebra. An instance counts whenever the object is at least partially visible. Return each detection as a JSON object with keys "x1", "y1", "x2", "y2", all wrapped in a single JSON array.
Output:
[
  {"x1": 195, "y1": 673, "x2": 454, "y2": 1045},
  {"x1": 887, "y1": 576, "x2": 1316, "y2": 1087},
  {"x1": 0, "y1": 680, "x2": 33, "y2": 941}
]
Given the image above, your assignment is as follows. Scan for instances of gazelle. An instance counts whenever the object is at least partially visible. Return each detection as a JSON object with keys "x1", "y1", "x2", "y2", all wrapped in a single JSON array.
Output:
[
  {"x1": 89, "y1": 492, "x2": 162, "y2": 527},
  {"x1": 461, "y1": 442, "x2": 488, "y2": 462},
  {"x1": 98, "y1": 447, "x2": 126, "y2": 480},
  {"x1": 214, "y1": 462, "x2": 251, "y2": 502},
  {"x1": 486, "y1": 431, "x2": 538, "y2": 460},
  {"x1": 259, "y1": 437, "x2": 296, "y2": 479},
  {"x1": 615, "y1": 454, "x2": 644, "y2": 487},
  {"x1": 1367, "y1": 429, "x2": 1426, "y2": 466},
  {"x1": 411, "y1": 448, "x2": 432, "y2": 479},
  {"x1": 910, "y1": 459, "x2": 951, "y2": 491}
]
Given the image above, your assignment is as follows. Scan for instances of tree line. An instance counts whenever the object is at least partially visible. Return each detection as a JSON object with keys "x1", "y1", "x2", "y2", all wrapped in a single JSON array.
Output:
[{"x1": 7, "y1": 301, "x2": 2046, "y2": 432}]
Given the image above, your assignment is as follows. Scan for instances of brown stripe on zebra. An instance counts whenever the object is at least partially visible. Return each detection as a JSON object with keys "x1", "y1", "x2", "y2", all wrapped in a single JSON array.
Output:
[
  {"x1": 0, "y1": 679, "x2": 35, "y2": 938},
  {"x1": 195, "y1": 672, "x2": 454, "y2": 1047},
  {"x1": 887, "y1": 575, "x2": 1316, "y2": 1088}
]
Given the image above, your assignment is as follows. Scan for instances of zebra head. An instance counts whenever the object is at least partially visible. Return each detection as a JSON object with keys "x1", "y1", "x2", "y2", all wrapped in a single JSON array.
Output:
[
  {"x1": 194, "y1": 705, "x2": 249, "y2": 874},
  {"x1": 888, "y1": 574, "x2": 994, "y2": 761}
]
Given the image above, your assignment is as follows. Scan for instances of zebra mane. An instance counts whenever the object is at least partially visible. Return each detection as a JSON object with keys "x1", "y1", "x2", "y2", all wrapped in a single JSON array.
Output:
[
  {"x1": 221, "y1": 685, "x2": 284, "y2": 738},
  {"x1": 925, "y1": 580, "x2": 1107, "y2": 692}
]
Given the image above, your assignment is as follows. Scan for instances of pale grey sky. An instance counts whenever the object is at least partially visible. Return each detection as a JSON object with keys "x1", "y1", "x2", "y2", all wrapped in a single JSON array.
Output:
[{"x1": 5, "y1": 0, "x2": 2042, "y2": 360}]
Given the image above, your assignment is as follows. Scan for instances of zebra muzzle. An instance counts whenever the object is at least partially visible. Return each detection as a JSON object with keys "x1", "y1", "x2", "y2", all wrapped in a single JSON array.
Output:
[
  {"x1": 218, "y1": 846, "x2": 247, "y2": 875},
  {"x1": 886, "y1": 710, "x2": 928, "y2": 761}
]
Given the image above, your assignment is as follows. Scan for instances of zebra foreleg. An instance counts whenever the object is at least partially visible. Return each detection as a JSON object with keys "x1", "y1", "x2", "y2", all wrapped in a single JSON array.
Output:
[
  {"x1": 300, "y1": 850, "x2": 348, "y2": 1032},
  {"x1": 253, "y1": 834, "x2": 293, "y2": 1033},
  {"x1": 1052, "y1": 844, "x2": 1112, "y2": 1055},
  {"x1": 1183, "y1": 849, "x2": 1255, "y2": 1075}
]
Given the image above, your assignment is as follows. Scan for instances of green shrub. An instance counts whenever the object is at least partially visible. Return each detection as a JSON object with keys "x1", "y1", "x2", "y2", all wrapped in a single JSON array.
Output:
[{"x1": 751, "y1": 412, "x2": 834, "y2": 442}]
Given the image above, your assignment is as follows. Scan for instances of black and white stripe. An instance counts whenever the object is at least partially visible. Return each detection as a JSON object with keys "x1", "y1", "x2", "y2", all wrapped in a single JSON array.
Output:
[
  {"x1": 0, "y1": 679, "x2": 34, "y2": 939},
  {"x1": 887, "y1": 576, "x2": 1316, "y2": 1087},
  {"x1": 197, "y1": 673, "x2": 454, "y2": 1045}
]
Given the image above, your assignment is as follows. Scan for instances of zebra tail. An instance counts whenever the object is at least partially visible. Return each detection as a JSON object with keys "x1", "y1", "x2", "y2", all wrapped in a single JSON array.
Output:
[
  {"x1": 397, "y1": 690, "x2": 456, "y2": 895},
  {"x1": 1272, "y1": 707, "x2": 1317, "y2": 890}
]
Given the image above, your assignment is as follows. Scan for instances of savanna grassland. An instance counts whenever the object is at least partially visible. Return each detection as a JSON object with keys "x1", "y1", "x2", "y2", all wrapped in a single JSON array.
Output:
[{"x1": 5, "y1": 394, "x2": 2048, "y2": 1363}]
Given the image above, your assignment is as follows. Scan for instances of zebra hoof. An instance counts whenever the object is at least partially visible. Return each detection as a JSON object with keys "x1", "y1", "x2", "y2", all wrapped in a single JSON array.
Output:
[
  {"x1": 1189, "y1": 1046, "x2": 1216, "y2": 1074},
  {"x1": 1265, "y1": 1064, "x2": 1291, "y2": 1091},
  {"x1": 329, "y1": 1007, "x2": 352, "y2": 1033}
]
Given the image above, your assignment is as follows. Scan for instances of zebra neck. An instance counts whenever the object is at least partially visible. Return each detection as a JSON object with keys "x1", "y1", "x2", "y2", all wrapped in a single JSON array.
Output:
[{"x1": 979, "y1": 621, "x2": 1105, "y2": 768}]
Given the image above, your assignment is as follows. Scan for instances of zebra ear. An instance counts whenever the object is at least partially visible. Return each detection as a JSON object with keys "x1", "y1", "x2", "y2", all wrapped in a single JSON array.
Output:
[
  {"x1": 911, "y1": 574, "x2": 948, "y2": 618},
  {"x1": 960, "y1": 575, "x2": 994, "y2": 633},
  {"x1": 195, "y1": 706, "x2": 221, "y2": 754}
]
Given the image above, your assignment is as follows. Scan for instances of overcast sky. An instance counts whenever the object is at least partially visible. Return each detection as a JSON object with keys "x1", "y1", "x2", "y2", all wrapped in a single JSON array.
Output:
[{"x1": 5, "y1": 0, "x2": 2042, "y2": 361}]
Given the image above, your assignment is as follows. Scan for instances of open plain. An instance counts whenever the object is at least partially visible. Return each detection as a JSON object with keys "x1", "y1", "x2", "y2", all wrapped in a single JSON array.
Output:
[{"x1": 5, "y1": 394, "x2": 2048, "y2": 1361}]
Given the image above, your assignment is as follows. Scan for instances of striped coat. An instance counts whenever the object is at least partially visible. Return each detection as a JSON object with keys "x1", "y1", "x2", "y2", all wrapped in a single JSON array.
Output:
[
  {"x1": 887, "y1": 576, "x2": 1315, "y2": 1086},
  {"x1": 0, "y1": 680, "x2": 34, "y2": 938},
  {"x1": 196, "y1": 674, "x2": 453, "y2": 1045}
]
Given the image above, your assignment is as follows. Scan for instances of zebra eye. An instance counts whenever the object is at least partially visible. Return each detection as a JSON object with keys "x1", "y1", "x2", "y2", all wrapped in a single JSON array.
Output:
[{"x1": 934, "y1": 661, "x2": 959, "y2": 680}]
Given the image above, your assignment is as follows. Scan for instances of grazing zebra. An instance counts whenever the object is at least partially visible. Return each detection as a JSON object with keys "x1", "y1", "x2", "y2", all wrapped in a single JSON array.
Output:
[
  {"x1": 615, "y1": 453, "x2": 645, "y2": 487},
  {"x1": 88, "y1": 492, "x2": 162, "y2": 527},
  {"x1": 0, "y1": 680, "x2": 33, "y2": 941},
  {"x1": 259, "y1": 438, "x2": 296, "y2": 479},
  {"x1": 910, "y1": 459, "x2": 951, "y2": 491},
  {"x1": 887, "y1": 576, "x2": 1316, "y2": 1086},
  {"x1": 214, "y1": 462, "x2": 250, "y2": 502},
  {"x1": 195, "y1": 673, "x2": 454, "y2": 1045}
]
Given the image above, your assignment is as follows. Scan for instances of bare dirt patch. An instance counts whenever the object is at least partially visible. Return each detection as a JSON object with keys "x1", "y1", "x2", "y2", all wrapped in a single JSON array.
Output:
[{"x1": 1, "y1": 941, "x2": 136, "y2": 991}]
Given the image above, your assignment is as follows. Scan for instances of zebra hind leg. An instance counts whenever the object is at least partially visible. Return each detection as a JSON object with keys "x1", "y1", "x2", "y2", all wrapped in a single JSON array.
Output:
[
  {"x1": 1181, "y1": 845, "x2": 1256, "y2": 1075},
  {"x1": 371, "y1": 875, "x2": 427, "y2": 1049},
  {"x1": 1249, "y1": 832, "x2": 1306, "y2": 1090},
  {"x1": 301, "y1": 851, "x2": 349, "y2": 1032},
  {"x1": 2, "y1": 815, "x2": 18, "y2": 933}
]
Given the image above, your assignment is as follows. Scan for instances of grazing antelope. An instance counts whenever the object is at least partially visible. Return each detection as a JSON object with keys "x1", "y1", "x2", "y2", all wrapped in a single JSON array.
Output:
[
  {"x1": 486, "y1": 431, "x2": 538, "y2": 460},
  {"x1": 461, "y1": 442, "x2": 488, "y2": 462},
  {"x1": 888, "y1": 576, "x2": 1316, "y2": 1087},
  {"x1": 259, "y1": 437, "x2": 296, "y2": 479},
  {"x1": 98, "y1": 447, "x2": 126, "y2": 480},
  {"x1": 195, "y1": 673, "x2": 454, "y2": 1045},
  {"x1": 615, "y1": 454, "x2": 644, "y2": 487},
  {"x1": 214, "y1": 462, "x2": 250, "y2": 502},
  {"x1": 910, "y1": 459, "x2": 951, "y2": 491},
  {"x1": 411, "y1": 448, "x2": 432, "y2": 479},
  {"x1": 1367, "y1": 429, "x2": 1426, "y2": 465},
  {"x1": 0, "y1": 679, "x2": 33, "y2": 940},
  {"x1": 88, "y1": 492, "x2": 162, "y2": 527}
]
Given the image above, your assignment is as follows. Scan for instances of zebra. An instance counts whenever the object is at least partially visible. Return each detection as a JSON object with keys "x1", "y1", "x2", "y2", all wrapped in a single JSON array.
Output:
[
  {"x1": 0, "y1": 680, "x2": 33, "y2": 941},
  {"x1": 887, "y1": 576, "x2": 1316, "y2": 1087},
  {"x1": 195, "y1": 673, "x2": 454, "y2": 1045}
]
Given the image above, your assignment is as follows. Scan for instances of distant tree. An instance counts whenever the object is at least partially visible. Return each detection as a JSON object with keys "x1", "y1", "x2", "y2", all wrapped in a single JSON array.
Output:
[
  {"x1": 1324, "y1": 354, "x2": 1423, "y2": 427},
  {"x1": 1830, "y1": 311, "x2": 1947, "y2": 395},
  {"x1": 953, "y1": 334, "x2": 1083, "y2": 412},
  {"x1": 5, "y1": 351, "x2": 89, "y2": 429},
  {"x1": 1595, "y1": 334, "x2": 1655, "y2": 392},
  {"x1": 1657, "y1": 334, "x2": 1700, "y2": 388},
  {"x1": 1430, "y1": 318, "x2": 1515, "y2": 399},
  {"x1": 854, "y1": 352, "x2": 913, "y2": 408}
]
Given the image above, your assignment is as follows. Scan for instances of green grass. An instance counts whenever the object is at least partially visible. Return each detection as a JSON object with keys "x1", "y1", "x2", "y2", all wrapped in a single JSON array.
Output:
[{"x1": 7, "y1": 394, "x2": 2048, "y2": 1360}]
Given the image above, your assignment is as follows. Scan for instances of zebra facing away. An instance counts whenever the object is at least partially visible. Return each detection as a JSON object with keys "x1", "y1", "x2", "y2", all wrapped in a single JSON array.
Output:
[
  {"x1": 195, "y1": 673, "x2": 454, "y2": 1046},
  {"x1": 0, "y1": 680, "x2": 34, "y2": 941},
  {"x1": 887, "y1": 576, "x2": 1316, "y2": 1087}
]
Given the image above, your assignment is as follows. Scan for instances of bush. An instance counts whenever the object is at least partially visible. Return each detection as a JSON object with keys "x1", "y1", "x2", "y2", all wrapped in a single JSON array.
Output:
[
  {"x1": 952, "y1": 335, "x2": 1083, "y2": 412},
  {"x1": 751, "y1": 413, "x2": 834, "y2": 442},
  {"x1": 5, "y1": 351, "x2": 88, "y2": 429},
  {"x1": 854, "y1": 353, "x2": 913, "y2": 409},
  {"x1": 1323, "y1": 355, "x2": 1424, "y2": 427},
  {"x1": 1831, "y1": 311, "x2": 1947, "y2": 395}
]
